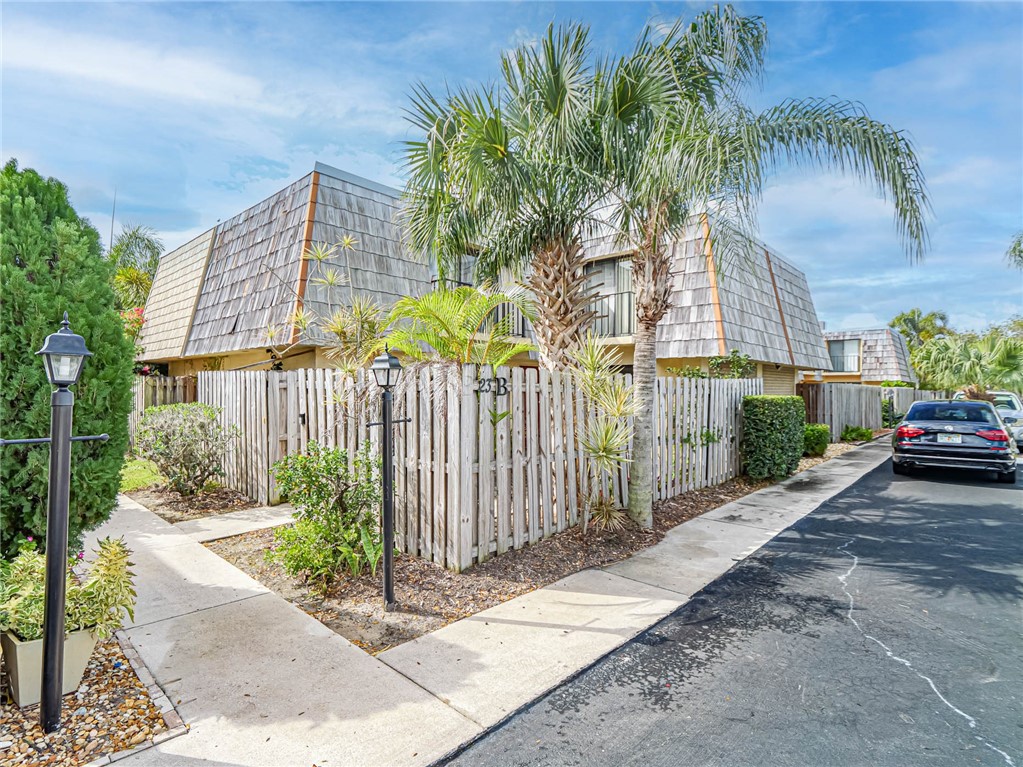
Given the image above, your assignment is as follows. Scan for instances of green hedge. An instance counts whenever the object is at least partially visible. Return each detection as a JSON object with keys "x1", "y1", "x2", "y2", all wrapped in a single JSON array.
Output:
[
  {"x1": 742, "y1": 395, "x2": 806, "y2": 480},
  {"x1": 803, "y1": 424, "x2": 830, "y2": 457}
]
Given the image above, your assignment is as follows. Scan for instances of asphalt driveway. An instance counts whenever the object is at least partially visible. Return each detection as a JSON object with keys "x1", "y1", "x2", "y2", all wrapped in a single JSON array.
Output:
[{"x1": 443, "y1": 462, "x2": 1023, "y2": 767}]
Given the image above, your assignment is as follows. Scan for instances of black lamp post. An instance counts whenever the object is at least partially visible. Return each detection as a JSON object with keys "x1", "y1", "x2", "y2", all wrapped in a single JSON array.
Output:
[
  {"x1": 36, "y1": 312, "x2": 91, "y2": 733},
  {"x1": 370, "y1": 348, "x2": 403, "y2": 612}
]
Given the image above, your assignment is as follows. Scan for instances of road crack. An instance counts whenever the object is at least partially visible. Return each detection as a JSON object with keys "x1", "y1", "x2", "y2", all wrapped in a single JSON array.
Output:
[{"x1": 836, "y1": 538, "x2": 1017, "y2": 767}]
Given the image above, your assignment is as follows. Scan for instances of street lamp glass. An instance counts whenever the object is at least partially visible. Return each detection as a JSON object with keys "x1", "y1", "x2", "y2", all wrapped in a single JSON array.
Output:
[
  {"x1": 36, "y1": 313, "x2": 92, "y2": 387},
  {"x1": 370, "y1": 349, "x2": 402, "y2": 391}
]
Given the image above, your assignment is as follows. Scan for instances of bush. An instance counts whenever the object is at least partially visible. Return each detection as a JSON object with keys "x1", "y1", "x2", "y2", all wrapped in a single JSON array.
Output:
[
  {"x1": 803, "y1": 424, "x2": 830, "y2": 457},
  {"x1": 841, "y1": 425, "x2": 874, "y2": 442},
  {"x1": 881, "y1": 399, "x2": 905, "y2": 429},
  {"x1": 1, "y1": 160, "x2": 135, "y2": 557},
  {"x1": 269, "y1": 442, "x2": 381, "y2": 587},
  {"x1": 135, "y1": 403, "x2": 237, "y2": 495},
  {"x1": 742, "y1": 395, "x2": 805, "y2": 480}
]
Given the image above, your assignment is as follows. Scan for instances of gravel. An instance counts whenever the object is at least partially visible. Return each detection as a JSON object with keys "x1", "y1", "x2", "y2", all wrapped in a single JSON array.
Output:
[{"x1": 0, "y1": 638, "x2": 167, "y2": 766}]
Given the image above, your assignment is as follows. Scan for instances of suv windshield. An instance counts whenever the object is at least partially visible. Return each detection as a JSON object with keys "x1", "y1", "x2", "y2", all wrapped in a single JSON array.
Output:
[
  {"x1": 906, "y1": 402, "x2": 999, "y2": 424},
  {"x1": 992, "y1": 394, "x2": 1021, "y2": 410}
]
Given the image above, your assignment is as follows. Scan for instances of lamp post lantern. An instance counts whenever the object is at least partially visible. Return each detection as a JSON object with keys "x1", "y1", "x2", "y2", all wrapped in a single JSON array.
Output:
[
  {"x1": 36, "y1": 313, "x2": 91, "y2": 733},
  {"x1": 370, "y1": 347, "x2": 403, "y2": 611}
]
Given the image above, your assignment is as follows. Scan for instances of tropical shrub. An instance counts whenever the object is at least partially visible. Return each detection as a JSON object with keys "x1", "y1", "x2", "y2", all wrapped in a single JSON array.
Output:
[
  {"x1": 134, "y1": 403, "x2": 237, "y2": 495},
  {"x1": 0, "y1": 160, "x2": 135, "y2": 556},
  {"x1": 269, "y1": 443, "x2": 381, "y2": 586},
  {"x1": 571, "y1": 336, "x2": 635, "y2": 532},
  {"x1": 665, "y1": 365, "x2": 708, "y2": 379},
  {"x1": 741, "y1": 396, "x2": 805, "y2": 481},
  {"x1": 708, "y1": 349, "x2": 757, "y2": 379},
  {"x1": 0, "y1": 537, "x2": 136, "y2": 641},
  {"x1": 881, "y1": 400, "x2": 905, "y2": 429},
  {"x1": 841, "y1": 425, "x2": 874, "y2": 443},
  {"x1": 803, "y1": 424, "x2": 830, "y2": 457}
]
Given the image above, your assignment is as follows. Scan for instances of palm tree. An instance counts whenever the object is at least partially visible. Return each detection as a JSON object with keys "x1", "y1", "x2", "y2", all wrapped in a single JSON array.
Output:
[
  {"x1": 592, "y1": 7, "x2": 929, "y2": 527},
  {"x1": 108, "y1": 224, "x2": 164, "y2": 308},
  {"x1": 1007, "y1": 232, "x2": 1023, "y2": 269},
  {"x1": 386, "y1": 285, "x2": 535, "y2": 368},
  {"x1": 402, "y1": 26, "x2": 602, "y2": 370},
  {"x1": 914, "y1": 332, "x2": 1023, "y2": 396},
  {"x1": 890, "y1": 308, "x2": 952, "y2": 349}
]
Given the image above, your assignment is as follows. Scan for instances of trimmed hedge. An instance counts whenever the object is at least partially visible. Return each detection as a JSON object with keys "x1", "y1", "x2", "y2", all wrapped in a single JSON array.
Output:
[
  {"x1": 742, "y1": 395, "x2": 805, "y2": 480},
  {"x1": 804, "y1": 424, "x2": 830, "y2": 457}
]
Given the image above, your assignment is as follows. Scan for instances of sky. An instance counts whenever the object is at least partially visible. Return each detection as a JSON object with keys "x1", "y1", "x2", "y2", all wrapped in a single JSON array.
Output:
[{"x1": 3, "y1": 1, "x2": 1021, "y2": 333}]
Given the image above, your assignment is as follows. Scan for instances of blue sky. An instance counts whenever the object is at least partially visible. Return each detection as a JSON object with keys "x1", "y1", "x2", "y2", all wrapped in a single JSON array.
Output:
[{"x1": 3, "y1": 1, "x2": 1021, "y2": 332}]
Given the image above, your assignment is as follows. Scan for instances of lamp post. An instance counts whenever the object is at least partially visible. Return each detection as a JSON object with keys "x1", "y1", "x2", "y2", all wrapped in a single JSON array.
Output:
[
  {"x1": 36, "y1": 313, "x2": 91, "y2": 733},
  {"x1": 370, "y1": 348, "x2": 403, "y2": 612}
]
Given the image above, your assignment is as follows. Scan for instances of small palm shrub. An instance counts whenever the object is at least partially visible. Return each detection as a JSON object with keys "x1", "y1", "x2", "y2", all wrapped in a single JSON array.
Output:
[
  {"x1": 0, "y1": 538, "x2": 136, "y2": 642},
  {"x1": 803, "y1": 424, "x2": 830, "y2": 457},
  {"x1": 741, "y1": 396, "x2": 805, "y2": 480},
  {"x1": 134, "y1": 403, "x2": 237, "y2": 495},
  {"x1": 269, "y1": 443, "x2": 381, "y2": 587}
]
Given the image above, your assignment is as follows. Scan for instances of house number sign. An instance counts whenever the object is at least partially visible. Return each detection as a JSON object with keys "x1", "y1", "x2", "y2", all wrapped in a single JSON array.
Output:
[{"x1": 477, "y1": 377, "x2": 509, "y2": 396}]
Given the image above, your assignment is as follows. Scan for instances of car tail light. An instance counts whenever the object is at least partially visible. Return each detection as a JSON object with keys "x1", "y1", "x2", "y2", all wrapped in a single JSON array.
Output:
[
  {"x1": 896, "y1": 425, "x2": 925, "y2": 439},
  {"x1": 976, "y1": 429, "x2": 1009, "y2": 443}
]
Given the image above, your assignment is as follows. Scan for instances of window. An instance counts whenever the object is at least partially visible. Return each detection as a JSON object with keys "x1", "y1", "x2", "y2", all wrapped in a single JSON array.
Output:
[
  {"x1": 906, "y1": 403, "x2": 998, "y2": 424},
  {"x1": 585, "y1": 257, "x2": 634, "y2": 336},
  {"x1": 827, "y1": 339, "x2": 860, "y2": 372}
]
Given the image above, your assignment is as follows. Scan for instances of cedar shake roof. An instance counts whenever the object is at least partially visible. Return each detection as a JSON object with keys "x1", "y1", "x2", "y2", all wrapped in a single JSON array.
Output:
[
  {"x1": 823, "y1": 328, "x2": 917, "y2": 383},
  {"x1": 139, "y1": 163, "x2": 431, "y2": 362}
]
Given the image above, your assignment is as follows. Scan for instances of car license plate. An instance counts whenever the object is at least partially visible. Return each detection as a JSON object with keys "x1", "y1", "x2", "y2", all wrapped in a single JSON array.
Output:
[{"x1": 937, "y1": 434, "x2": 961, "y2": 444}]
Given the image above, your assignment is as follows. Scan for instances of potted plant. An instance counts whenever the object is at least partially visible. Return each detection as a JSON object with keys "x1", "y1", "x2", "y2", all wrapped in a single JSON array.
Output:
[{"x1": 0, "y1": 537, "x2": 136, "y2": 708}]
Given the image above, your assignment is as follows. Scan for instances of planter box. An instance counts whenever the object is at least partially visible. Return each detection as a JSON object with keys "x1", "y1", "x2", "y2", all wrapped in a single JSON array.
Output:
[{"x1": 1, "y1": 629, "x2": 98, "y2": 708}]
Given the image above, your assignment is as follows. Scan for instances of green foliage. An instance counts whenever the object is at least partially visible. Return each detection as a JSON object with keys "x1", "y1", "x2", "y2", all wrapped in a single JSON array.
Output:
[
  {"x1": 1007, "y1": 232, "x2": 1023, "y2": 270},
  {"x1": 889, "y1": 308, "x2": 952, "y2": 350},
  {"x1": 803, "y1": 424, "x2": 830, "y2": 457},
  {"x1": 0, "y1": 537, "x2": 136, "y2": 642},
  {"x1": 879, "y1": 380, "x2": 912, "y2": 388},
  {"x1": 665, "y1": 365, "x2": 708, "y2": 379},
  {"x1": 387, "y1": 285, "x2": 535, "y2": 367},
  {"x1": 881, "y1": 400, "x2": 905, "y2": 429},
  {"x1": 841, "y1": 425, "x2": 875, "y2": 442},
  {"x1": 318, "y1": 296, "x2": 388, "y2": 375},
  {"x1": 269, "y1": 443, "x2": 381, "y2": 586},
  {"x1": 135, "y1": 404, "x2": 237, "y2": 495},
  {"x1": 708, "y1": 349, "x2": 757, "y2": 379},
  {"x1": 120, "y1": 458, "x2": 164, "y2": 493},
  {"x1": 1, "y1": 160, "x2": 135, "y2": 557},
  {"x1": 913, "y1": 331, "x2": 1023, "y2": 394},
  {"x1": 108, "y1": 224, "x2": 164, "y2": 309},
  {"x1": 741, "y1": 396, "x2": 805, "y2": 481}
]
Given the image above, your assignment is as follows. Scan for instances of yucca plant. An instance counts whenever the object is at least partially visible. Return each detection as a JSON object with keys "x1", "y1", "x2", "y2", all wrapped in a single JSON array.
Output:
[
  {"x1": 571, "y1": 336, "x2": 635, "y2": 533},
  {"x1": 386, "y1": 284, "x2": 535, "y2": 367}
]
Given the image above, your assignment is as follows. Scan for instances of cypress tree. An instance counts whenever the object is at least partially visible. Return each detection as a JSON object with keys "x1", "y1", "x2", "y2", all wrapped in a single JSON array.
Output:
[{"x1": 0, "y1": 159, "x2": 134, "y2": 556}]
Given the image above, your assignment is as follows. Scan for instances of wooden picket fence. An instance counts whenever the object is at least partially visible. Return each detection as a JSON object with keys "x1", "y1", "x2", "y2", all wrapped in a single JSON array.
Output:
[
  {"x1": 195, "y1": 367, "x2": 761, "y2": 570},
  {"x1": 798, "y1": 383, "x2": 943, "y2": 442},
  {"x1": 129, "y1": 375, "x2": 196, "y2": 446}
]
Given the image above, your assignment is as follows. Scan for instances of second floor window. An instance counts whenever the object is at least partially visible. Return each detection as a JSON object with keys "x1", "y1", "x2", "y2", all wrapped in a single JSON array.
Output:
[
  {"x1": 827, "y1": 339, "x2": 860, "y2": 372},
  {"x1": 585, "y1": 257, "x2": 634, "y2": 336}
]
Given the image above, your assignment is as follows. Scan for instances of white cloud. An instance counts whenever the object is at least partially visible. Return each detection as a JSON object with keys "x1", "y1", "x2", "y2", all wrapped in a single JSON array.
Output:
[{"x1": 2, "y1": 23, "x2": 275, "y2": 113}]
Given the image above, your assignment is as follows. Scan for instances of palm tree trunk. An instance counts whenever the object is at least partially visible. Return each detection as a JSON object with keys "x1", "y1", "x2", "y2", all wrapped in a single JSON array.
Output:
[
  {"x1": 628, "y1": 320, "x2": 657, "y2": 528},
  {"x1": 526, "y1": 239, "x2": 595, "y2": 371}
]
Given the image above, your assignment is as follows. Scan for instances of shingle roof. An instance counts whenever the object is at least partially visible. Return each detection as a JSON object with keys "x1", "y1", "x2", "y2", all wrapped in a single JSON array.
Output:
[{"x1": 823, "y1": 328, "x2": 917, "y2": 382}]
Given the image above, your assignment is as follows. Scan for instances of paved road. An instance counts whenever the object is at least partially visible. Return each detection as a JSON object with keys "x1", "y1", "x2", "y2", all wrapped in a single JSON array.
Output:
[{"x1": 444, "y1": 462, "x2": 1023, "y2": 767}]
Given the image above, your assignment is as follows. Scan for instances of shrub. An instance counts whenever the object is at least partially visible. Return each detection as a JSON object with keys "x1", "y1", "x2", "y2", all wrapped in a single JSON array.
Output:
[
  {"x1": 0, "y1": 537, "x2": 136, "y2": 641},
  {"x1": 841, "y1": 425, "x2": 874, "y2": 442},
  {"x1": 269, "y1": 442, "x2": 381, "y2": 587},
  {"x1": 881, "y1": 399, "x2": 905, "y2": 429},
  {"x1": 134, "y1": 403, "x2": 237, "y2": 495},
  {"x1": 803, "y1": 424, "x2": 830, "y2": 457},
  {"x1": 742, "y1": 395, "x2": 805, "y2": 480},
  {"x1": 1, "y1": 160, "x2": 135, "y2": 556}
]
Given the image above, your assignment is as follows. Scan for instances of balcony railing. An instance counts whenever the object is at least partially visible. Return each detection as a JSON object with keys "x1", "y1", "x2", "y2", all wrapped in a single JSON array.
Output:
[
  {"x1": 829, "y1": 354, "x2": 860, "y2": 373},
  {"x1": 590, "y1": 291, "x2": 635, "y2": 337}
]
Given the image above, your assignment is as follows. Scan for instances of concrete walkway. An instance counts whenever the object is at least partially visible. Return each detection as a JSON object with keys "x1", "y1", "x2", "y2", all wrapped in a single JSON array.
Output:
[
  {"x1": 173, "y1": 504, "x2": 296, "y2": 543},
  {"x1": 86, "y1": 441, "x2": 890, "y2": 766}
]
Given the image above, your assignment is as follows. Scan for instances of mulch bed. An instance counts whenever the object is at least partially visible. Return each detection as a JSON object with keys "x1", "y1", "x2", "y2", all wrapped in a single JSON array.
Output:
[
  {"x1": 124, "y1": 486, "x2": 257, "y2": 524},
  {"x1": 208, "y1": 474, "x2": 770, "y2": 655},
  {"x1": 0, "y1": 639, "x2": 167, "y2": 766}
]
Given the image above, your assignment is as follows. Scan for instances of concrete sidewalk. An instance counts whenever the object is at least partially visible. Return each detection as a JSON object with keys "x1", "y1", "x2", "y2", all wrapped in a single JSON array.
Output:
[{"x1": 88, "y1": 440, "x2": 890, "y2": 766}]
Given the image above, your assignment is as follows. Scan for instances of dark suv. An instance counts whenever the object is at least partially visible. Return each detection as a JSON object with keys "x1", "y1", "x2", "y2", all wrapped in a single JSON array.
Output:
[{"x1": 891, "y1": 400, "x2": 1018, "y2": 483}]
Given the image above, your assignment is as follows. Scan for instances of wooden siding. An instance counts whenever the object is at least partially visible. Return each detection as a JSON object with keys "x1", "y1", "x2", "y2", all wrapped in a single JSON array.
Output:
[
  {"x1": 139, "y1": 229, "x2": 214, "y2": 360},
  {"x1": 184, "y1": 174, "x2": 314, "y2": 357},
  {"x1": 762, "y1": 366, "x2": 797, "y2": 396},
  {"x1": 196, "y1": 367, "x2": 760, "y2": 570},
  {"x1": 824, "y1": 329, "x2": 916, "y2": 383},
  {"x1": 654, "y1": 233, "x2": 722, "y2": 359}
]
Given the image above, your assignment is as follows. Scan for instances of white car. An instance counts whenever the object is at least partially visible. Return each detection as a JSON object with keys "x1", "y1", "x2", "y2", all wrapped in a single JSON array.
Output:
[{"x1": 952, "y1": 391, "x2": 1023, "y2": 444}]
